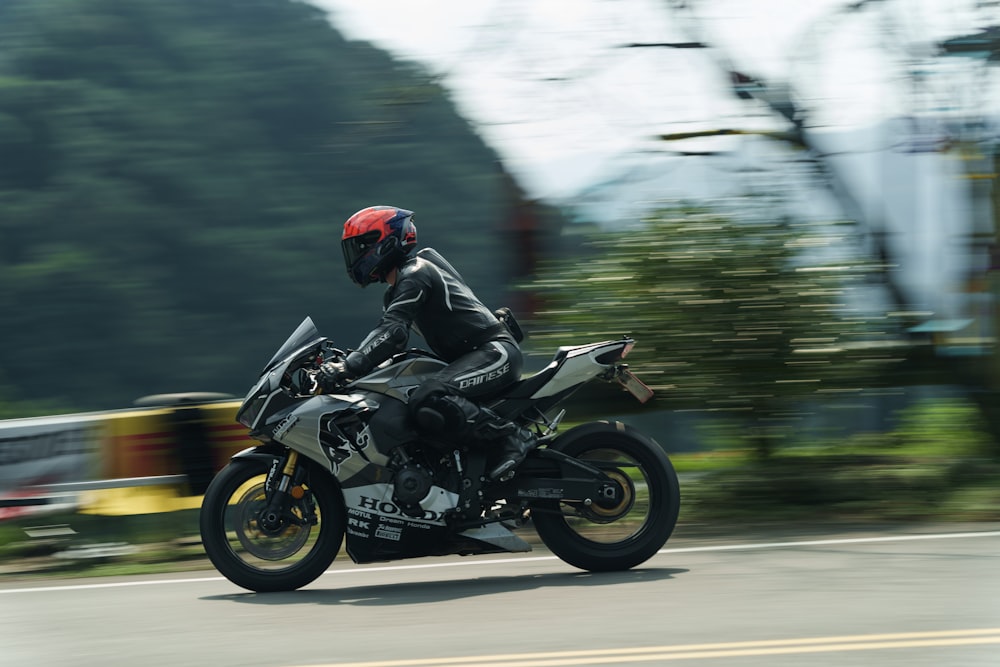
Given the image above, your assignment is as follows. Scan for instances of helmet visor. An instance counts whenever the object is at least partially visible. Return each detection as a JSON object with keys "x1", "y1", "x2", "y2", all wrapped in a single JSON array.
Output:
[{"x1": 342, "y1": 230, "x2": 382, "y2": 284}]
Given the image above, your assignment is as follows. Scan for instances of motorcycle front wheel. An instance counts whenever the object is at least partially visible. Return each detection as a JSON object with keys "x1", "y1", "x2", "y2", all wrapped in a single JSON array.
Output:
[
  {"x1": 531, "y1": 421, "x2": 680, "y2": 572},
  {"x1": 199, "y1": 457, "x2": 345, "y2": 592}
]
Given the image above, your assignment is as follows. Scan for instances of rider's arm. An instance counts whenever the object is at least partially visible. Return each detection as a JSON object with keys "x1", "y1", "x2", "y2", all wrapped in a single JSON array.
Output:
[{"x1": 343, "y1": 269, "x2": 429, "y2": 377}]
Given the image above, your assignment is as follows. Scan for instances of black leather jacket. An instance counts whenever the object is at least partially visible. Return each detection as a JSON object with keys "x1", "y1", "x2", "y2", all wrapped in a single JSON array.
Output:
[{"x1": 344, "y1": 248, "x2": 514, "y2": 376}]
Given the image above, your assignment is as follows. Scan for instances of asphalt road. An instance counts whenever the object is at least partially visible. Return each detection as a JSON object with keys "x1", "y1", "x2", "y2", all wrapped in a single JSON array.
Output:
[{"x1": 1, "y1": 523, "x2": 998, "y2": 667}]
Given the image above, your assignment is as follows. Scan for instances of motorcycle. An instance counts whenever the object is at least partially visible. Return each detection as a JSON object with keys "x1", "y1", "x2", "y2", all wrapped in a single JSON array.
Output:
[{"x1": 200, "y1": 316, "x2": 680, "y2": 592}]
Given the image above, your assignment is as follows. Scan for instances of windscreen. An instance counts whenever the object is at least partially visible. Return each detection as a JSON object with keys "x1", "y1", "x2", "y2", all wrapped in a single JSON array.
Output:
[{"x1": 262, "y1": 317, "x2": 322, "y2": 371}]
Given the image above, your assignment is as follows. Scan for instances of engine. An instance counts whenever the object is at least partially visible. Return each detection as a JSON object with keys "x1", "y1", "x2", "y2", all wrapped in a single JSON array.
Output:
[{"x1": 390, "y1": 446, "x2": 459, "y2": 518}]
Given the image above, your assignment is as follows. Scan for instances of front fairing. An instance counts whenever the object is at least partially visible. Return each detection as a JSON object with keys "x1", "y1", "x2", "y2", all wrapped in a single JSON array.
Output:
[{"x1": 236, "y1": 317, "x2": 326, "y2": 430}]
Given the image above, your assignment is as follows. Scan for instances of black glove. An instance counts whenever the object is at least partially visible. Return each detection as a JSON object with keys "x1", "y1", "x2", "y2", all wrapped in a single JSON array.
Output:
[{"x1": 317, "y1": 360, "x2": 350, "y2": 391}]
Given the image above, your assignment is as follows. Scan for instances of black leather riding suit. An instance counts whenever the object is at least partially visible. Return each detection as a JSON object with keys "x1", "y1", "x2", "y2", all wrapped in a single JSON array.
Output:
[
  {"x1": 342, "y1": 248, "x2": 534, "y2": 475},
  {"x1": 343, "y1": 248, "x2": 522, "y2": 400}
]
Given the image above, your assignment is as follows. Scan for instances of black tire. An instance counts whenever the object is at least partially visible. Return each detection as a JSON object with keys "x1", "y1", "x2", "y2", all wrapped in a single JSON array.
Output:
[
  {"x1": 531, "y1": 421, "x2": 680, "y2": 572},
  {"x1": 199, "y1": 457, "x2": 345, "y2": 592}
]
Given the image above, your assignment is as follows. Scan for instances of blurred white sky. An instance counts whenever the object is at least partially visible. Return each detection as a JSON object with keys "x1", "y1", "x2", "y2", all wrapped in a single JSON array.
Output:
[
  {"x1": 310, "y1": 0, "x2": 999, "y2": 319},
  {"x1": 311, "y1": 0, "x2": 996, "y2": 202}
]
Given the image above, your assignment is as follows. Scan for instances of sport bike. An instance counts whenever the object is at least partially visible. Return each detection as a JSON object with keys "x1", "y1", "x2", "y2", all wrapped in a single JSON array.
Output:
[{"x1": 200, "y1": 316, "x2": 680, "y2": 592}]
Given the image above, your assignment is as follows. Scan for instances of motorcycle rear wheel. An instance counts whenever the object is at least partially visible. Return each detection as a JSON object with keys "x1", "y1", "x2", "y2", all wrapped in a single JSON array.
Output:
[
  {"x1": 531, "y1": 422, "x2": 680, "y2": 572},
  {"x1": 200, "y1": 457, "x2": 345, "y2": 592}
]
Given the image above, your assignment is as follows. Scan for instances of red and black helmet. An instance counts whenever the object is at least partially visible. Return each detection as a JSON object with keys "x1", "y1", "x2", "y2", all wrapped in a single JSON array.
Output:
[{"x1": 341, "y1": 206, "x2": 418, "y2": 286}]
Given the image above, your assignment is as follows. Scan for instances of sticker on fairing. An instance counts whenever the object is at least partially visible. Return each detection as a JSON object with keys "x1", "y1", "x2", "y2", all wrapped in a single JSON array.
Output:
[
  {"x1": 375, "y1": 524, "x2": 403, "y2": 541},
  {"x1": 319, "y1": 416, "x2": 374, "y2": 473},
  {"x1": 341, "y1": 483, "x2": 457, "y2": 526}
]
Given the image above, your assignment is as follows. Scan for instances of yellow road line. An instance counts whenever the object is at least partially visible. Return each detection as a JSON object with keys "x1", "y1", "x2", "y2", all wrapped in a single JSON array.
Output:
[{"x1": 292, "y1": 628, "x2": 1000, "y2": 667}]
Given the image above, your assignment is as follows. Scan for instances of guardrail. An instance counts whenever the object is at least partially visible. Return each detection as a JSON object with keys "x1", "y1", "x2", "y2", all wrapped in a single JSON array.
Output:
[
  {"x1": 0, "y1": 475, "x2": 189, "y2": 508},
  {"x1": 0, "y1": 393, "x2": 254, "y2": 520}
]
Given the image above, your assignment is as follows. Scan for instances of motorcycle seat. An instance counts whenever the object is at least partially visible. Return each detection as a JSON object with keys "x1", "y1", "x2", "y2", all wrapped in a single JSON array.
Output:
[{"x1": 499, "y1": 347, "x2": 571, "y2": 399}]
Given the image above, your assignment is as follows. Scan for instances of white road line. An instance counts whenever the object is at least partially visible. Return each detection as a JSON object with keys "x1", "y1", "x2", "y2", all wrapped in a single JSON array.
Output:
[
  {"x1": 1, "y1": 529, "x2": 998, "y2": 594},
  {"x1": 657, "y1": 530, "x2": 1000, "y2": 553}
]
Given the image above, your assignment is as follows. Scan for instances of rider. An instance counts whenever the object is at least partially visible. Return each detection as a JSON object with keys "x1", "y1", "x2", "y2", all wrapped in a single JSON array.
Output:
[{"x1": 317, "y1": 205, "x2": 537, "y2": 480}]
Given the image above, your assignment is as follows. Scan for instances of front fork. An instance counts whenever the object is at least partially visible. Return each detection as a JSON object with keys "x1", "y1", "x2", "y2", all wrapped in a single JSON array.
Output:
[{"x1": 260, "y1": 450, "x2": 312, "y2": 533}]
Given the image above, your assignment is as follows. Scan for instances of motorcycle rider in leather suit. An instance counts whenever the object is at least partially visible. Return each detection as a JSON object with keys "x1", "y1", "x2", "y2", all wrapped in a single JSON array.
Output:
[{"x1": 318, "y1": 205, "x2": 537, "y2": 480}]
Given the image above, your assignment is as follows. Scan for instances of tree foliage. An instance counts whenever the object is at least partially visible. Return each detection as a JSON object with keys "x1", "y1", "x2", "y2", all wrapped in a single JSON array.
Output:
[
  {"x1": 0, "y1": 0, "x2": 551, "y2": 414},
  {"x1": 528, "y1": 205, "x2": 905, "y2": 454}
]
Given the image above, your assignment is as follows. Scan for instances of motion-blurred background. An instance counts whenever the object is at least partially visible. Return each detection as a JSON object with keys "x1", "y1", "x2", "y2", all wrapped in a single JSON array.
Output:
[{"x1": 1, "y1": 0, "x2": 999, "y2": 567}]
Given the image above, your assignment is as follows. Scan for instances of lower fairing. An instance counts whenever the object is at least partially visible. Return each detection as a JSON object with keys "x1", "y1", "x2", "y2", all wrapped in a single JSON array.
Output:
[{"x1": 340, "y1": 482, "x2": 531, "y2": 563}]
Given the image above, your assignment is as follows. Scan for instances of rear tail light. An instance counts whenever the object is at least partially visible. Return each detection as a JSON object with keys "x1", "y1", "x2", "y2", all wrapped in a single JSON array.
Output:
[{"x1": 596, "y1": 340, "x2": 633, "y2": 364}]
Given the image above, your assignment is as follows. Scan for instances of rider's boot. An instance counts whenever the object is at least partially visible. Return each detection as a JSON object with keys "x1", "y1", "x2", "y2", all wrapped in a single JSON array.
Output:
[
  {"x1": 487, "y1": 422, "x2": 538, "y2": 480},
  {"x1": 467, "y1": 407, "x2": 538, "y2": 480}
]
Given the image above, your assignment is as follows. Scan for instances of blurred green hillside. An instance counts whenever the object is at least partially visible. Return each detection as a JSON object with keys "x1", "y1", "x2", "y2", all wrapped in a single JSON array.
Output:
[{"x1": 0, "y1": 0, "x2": 562, "y2": 416}]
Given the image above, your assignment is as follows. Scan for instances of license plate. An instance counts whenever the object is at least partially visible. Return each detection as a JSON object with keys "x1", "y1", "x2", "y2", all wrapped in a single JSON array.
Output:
[{"x1": 617, "y1": 369, "x2": 654, "y2": 403}]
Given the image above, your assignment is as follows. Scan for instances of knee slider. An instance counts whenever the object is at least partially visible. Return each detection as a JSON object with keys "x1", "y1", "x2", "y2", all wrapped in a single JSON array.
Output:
[
  {"x1": 408, "y1": 379, "x2": 451, "y2": 410},
  {"x1": 414, "y1": 394, "x2": 478, "y2": 435}
]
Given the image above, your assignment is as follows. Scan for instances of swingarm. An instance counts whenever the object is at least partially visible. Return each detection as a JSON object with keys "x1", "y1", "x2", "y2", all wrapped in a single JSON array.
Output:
[{"x1": 510, "y1": 448, "x2": 624, "y2": 507}]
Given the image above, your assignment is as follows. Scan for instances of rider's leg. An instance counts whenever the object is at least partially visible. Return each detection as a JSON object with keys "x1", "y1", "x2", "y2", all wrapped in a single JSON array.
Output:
[{"x1": 408, "y1": 341, "x2": 537, "y2": 479}]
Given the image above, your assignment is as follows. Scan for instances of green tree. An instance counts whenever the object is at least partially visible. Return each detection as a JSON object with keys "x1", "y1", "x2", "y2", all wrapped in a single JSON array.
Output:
[
  {"x1": 529, "y1": 204, "x2": 900, "y2": 457},
  {"x1": 0, "y1": 0, "x2": 560, "y2": 415}
]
